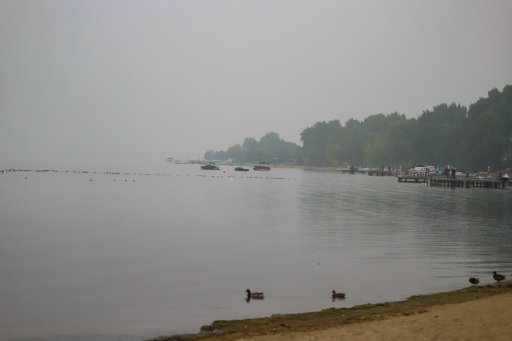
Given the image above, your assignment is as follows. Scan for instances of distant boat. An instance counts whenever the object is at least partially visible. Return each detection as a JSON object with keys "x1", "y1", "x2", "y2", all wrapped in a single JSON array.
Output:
[
  {"x1": 201, "y1": 162, "x2": 220, "y2": 170},
  {"x1": 234, "y1": 167, "x2": 249, "y2": 172},
  {"x1": 253, "y1": 162, "x2": 270, "y2": 171}
]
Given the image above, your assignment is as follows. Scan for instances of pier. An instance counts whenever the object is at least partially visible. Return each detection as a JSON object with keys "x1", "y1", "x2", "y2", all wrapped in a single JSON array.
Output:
[
  {"x1": 397, "y1": 175, "x2": 429, "y2": 183},
  {"x1": 338, "y1": 167, "x2": 355, "y2": 174},
  {"x1": 367, "y1": 169, "x2": 391, "y2": 176},
  {"x1": 397, "y1": 173, "x2": 510, "y2": 189},
  {"x1": 427, "y1": 177, "x2": 509, "y2": 188}
]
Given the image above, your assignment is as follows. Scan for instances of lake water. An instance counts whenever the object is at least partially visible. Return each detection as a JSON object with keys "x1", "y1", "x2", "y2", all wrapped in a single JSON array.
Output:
[{"x1": 1, "y1": 163, "x2": 511, "y2": 340}]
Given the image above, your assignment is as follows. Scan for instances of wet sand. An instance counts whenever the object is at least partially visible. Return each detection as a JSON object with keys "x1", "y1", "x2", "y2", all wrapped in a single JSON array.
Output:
[
  {"x1": 153, "y1": 283, "x2": 512, "y2": 341},
  {"x1": 240, "y1": 290, "x2": 512, "y2": 341}
]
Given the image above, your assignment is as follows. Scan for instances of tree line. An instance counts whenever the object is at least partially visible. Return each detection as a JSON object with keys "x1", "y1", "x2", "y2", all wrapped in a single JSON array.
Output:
[
  {"x1": 301, "y1": 85, "x2": 512, "y2": 171},
  {"x1": 204, "y1": 132, "x2": 303, "y2": 164},
  {"x1": 205, "y1": 85, "x2": 512, "y2": 171}
]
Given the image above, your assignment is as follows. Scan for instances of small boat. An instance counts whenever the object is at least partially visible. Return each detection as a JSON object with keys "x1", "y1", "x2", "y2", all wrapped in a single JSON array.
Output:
[
  {"x1": 253, "y1": 162, "x2": 270, "y2": 171},
  {"x1": 201, "y1": 162, "x2": 220, "y2": 170},
  {"x1": 234, "y1": 167, "x2": 249, "y2": 172}
]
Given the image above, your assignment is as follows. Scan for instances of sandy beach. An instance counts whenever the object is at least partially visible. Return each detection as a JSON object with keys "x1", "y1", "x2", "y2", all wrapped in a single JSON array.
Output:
[
  {"x1": 240, "y1": 291, "x2": 512, "y2": 341},
  {"x1": 156, "y1": 284, "x2": 512, "y2": 341}
]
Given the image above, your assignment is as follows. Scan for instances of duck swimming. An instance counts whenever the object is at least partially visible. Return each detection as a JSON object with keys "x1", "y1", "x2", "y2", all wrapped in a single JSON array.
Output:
[
  {"x1": 331, "y1": 290, "x2": 346, "y2": 299},
  {"x1": 245, "y1": 289, "x2": 264, "y2": 300}
]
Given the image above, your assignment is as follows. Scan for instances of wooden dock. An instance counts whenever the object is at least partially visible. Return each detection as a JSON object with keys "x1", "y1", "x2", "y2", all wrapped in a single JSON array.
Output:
[
  {"x1": 338, "y1": 168, "x2": 355, "y2": 174},
  {"x1": 397, "y1": 175, "x2": 429, "y2": 183},
  {"x1": 397, "y1": 174, "x2": 510, "y2": 189},
  {"x1": 427, "y1": 177, "x2": 509, "y2": 188},
  {"x1": 368, "y1": 170, "x2": 391, "y2": 176}
]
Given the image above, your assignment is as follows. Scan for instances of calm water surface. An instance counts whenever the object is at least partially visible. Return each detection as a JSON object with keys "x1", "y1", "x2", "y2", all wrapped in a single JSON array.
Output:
[{"x1": 0, "y1": 163, "x2": 511, "y2": 340}]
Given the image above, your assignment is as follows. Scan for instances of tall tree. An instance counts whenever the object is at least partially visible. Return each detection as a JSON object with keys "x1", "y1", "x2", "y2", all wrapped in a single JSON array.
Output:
[
  {"x1": 413, "y1": 103, "x2": 467, "y2": 167},
  {"x1": 226, "y1": 144, "x2": 244, "y2": 163},
  {"x1": 242, "y1": 138, "x2": 260, "y2": 162},
  {"x1": 301, "y1": 120, "x2": 341, "y2": 166},
  {"x1": 259, "y1": 132, "x2": 283, "y2": 162},
  {"x1": 466, "y1": 86, "x2": 512, "y2": 170}
]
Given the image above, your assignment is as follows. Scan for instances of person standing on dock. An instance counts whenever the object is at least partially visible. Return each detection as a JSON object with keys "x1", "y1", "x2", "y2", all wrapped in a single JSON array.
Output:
[
  {"x1": 500, "y1": 173, "x2": 509, "y2": 189},
  {"x1": 451, "y1": 168, "x2": 456, "y2": 179}
]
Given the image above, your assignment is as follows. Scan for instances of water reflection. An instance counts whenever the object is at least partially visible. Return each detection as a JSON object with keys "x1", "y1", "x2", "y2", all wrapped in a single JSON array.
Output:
[{"x1": 299, "y1": 171, "x2": 512, "y2": 293}]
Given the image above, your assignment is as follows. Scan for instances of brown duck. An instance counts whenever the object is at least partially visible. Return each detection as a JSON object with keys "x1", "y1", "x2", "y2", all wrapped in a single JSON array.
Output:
[
  {"x1": 245, "y1": 289, "x2": 264, "y2": 300},
  {"x1": 468, "y1": 277, "x2": 479, "y2": 286},
  {"x1": 493, "y1": 271, "x2": 506, "y2": 284},
  {"x1": 331, "y1": 290, "x2": 346, "y2": 299}
]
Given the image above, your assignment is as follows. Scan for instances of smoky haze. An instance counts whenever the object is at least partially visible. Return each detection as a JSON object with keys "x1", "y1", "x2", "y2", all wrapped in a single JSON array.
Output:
[{"x1": 1, "y1": 0, "x2": 511, "y2": 167}]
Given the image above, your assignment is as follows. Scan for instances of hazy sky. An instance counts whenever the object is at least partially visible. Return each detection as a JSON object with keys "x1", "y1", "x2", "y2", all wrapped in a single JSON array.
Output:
[{"x1": 1, "y1": 0, "x2": 511, "y2": 166}]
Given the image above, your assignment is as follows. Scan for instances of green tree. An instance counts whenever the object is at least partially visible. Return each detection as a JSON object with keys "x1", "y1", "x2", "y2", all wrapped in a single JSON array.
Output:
[
  {"x1": 226, "y1": 144, "x2": 244, "y2": 163},
  {"x1": 242, "y1": 138, "x2": 260, "y2": 162},
  {"x1": 412, "y1": 103, "x2": 467, "y2": 167},
  {"x1": 204, "y1": 150, "x2": 227, "y2": 161},
  {"x1": 259, "y1": 132, "x2": 282, "y2": 162},
  {"x1": 466, "y1": 86, "x2": 512, "y2": 170},
  {"x1": 301, "y1": 120, "x2": 341, "y2": 166}
]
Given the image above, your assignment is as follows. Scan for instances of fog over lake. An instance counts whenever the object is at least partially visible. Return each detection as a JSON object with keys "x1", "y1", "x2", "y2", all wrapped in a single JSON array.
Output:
[
  {"x1": 1, "y1": 163, "x2": 511, "y2": 340},
  {"x1": 1, "y1": 1, "x2": 512, "y2": 340},
  {"x1": 1, "y1": 1, "x2": 512, "y2": 164}
]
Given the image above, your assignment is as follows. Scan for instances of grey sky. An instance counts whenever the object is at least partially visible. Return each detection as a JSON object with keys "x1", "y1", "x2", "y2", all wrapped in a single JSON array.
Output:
[{"x1": 1, "y1": 0, "x2": 511, "y2": 166}]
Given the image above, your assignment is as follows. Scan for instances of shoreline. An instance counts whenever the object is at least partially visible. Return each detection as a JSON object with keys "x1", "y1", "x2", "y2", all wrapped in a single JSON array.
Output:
[{"x1": 152, "y1": 282, "x2": 511, "y2": 341}]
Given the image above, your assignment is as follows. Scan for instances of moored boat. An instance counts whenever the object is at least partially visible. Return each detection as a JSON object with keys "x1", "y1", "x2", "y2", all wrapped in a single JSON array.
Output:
[
  {"x1": 253, "y1": 162, "x2": 270, "y2": 171},
  {"x1": 201, "y1": 162, "x2": 220, "y2": 170},
  {"x1": 234, "y1": 167, "x2": 249, "y2": 172}
]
